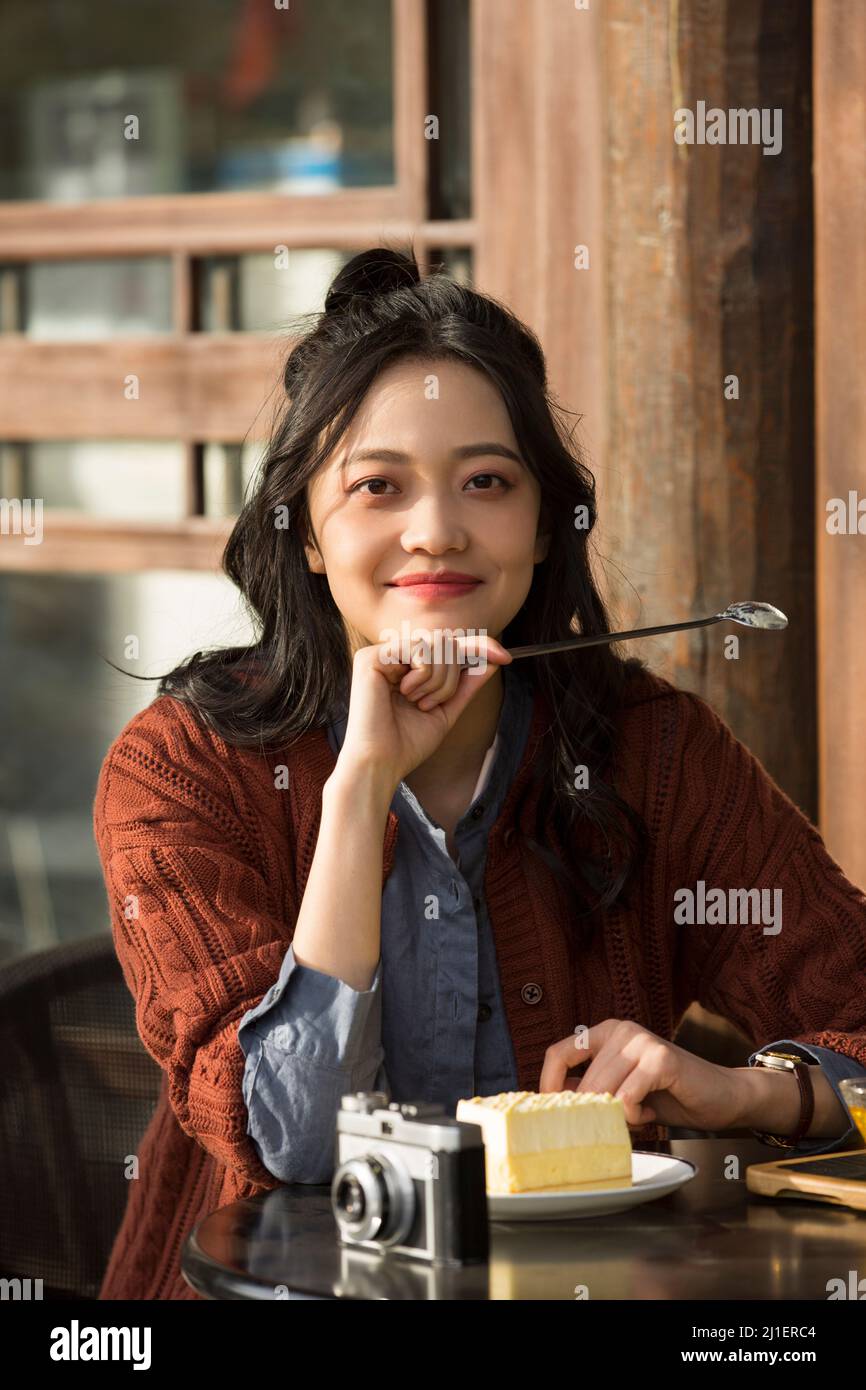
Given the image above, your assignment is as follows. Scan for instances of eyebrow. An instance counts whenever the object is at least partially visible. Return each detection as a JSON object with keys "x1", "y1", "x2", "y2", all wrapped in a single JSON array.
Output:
[{"x1": 341, "y1": 443, "x2": 525, "y2": 470}]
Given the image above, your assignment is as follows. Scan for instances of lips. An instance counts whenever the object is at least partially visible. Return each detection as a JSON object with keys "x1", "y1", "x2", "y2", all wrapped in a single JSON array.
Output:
[
  {"x1": 388, "y1": 571, "x2": 482, "y2": 586},
  {"x1": 387, "y1": 576, "x2": 482, "y2": 601}
]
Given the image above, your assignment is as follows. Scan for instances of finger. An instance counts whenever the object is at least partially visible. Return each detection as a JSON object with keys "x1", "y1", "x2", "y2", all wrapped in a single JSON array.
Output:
[
  {"x1": 457, "y1": 632, "x2": 513, "y2": 675},
  {"x1": 408, "y1": 663, "x2": 451, "y2": 700},
  {"x1": 376, "y1": 658, "x2": 413, "y2": 689},
  {"x1": 611, "y1": 1057, "x2": 667, "y2": 1126},
  {"x1": 583, "y1": 1058, "x2": 660, "y2": 1127},
  {"x1": 575, "y1": 1033, "x2": 653, "y2": 1109},
  {"x1": 571, "y1": 1055, "x2": 649, "y2": 1126},
  {"x1": 432, "y1": 652, "x2": 505, "y2": 726},
  {"x1": 367, "y1": 638, "x2": 417, "y2": 683},
  {"x1": 538, "y1": 1033, "x2": 594, "y2": 1092},
  {"x1": 401, "y1": 667, "x2": 454, "y2": 706},
  {"x1": 417, "y1": 662, "x2": 462, "y2": 709},
  {"x1": 575, "y1": 1059, "x2": 634, "y2": 1103},
  {"x1": 538, "y1": 1021, "x2": 627, "y2": 1092},
  {"x1": 399, "y1": 637, "x2": 448, "y2": 697},
  {"x1": 399, "y1": 664, "x2": 436, "y2": 698}
]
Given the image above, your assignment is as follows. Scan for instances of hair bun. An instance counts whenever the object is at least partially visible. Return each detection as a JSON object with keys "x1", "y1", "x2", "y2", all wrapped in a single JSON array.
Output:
[{"x1": 324, "y1": 247, "x2": 420, "y2": 316}]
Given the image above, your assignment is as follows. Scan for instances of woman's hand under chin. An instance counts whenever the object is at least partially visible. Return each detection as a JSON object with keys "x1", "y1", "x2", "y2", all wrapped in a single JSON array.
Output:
[
  {"x1": 336, "y1": 631, "x2": 513, "y2": 793},
  {"x1": 538, "y1": 1018, "x2": 748, "y2": 1132}
]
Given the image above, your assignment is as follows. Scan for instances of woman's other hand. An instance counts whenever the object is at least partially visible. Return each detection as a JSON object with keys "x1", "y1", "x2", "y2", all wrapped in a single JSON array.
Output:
[{"x1": 538, "y1": 1018, "x2": 746, "y2": 1131}]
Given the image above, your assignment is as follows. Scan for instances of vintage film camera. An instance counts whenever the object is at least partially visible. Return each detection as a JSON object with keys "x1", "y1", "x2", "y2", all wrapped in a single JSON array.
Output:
[{"x1": 330, "y1": 1092, "x2": 489, "y2": 1265}]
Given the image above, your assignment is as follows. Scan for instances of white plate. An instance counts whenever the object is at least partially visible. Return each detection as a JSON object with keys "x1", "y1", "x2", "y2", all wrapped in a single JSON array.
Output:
[{"x1": 486, "y1": 1151, "x2": 697, "y2": 1220}]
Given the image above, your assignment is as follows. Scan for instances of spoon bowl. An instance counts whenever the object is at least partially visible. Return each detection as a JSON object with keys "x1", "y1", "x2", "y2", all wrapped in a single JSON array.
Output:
[{"x1": 721, "y1": 601, "x2": 787, "y2": 630}]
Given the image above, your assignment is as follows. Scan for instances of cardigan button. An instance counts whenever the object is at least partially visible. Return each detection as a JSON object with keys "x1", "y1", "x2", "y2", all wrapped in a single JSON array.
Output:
[
  {"x1": 503, "y1": 827, "x2": 516, "y2": 847},
  {"x1": 521, "y1": 982, "x2": 543, "y2": 1005}
]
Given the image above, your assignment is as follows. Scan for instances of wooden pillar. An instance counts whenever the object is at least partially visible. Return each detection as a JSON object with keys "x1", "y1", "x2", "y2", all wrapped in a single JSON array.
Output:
[
  {"x1": 474, "y1": 0, "x2": 816, "y2": 818},
  {"x1": 814, "y1": 0, "x2": 866, "y2": 884}
]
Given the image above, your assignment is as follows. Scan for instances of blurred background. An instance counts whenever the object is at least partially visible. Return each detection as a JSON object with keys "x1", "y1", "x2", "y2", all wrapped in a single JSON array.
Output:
[{"x1": 0, "y1": 0, "x2": 862, "y2": 974}]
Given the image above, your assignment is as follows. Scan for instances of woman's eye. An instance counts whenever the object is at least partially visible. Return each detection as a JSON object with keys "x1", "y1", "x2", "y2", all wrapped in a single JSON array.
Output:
[
  {"x1": 350, "y1": 478, "x2": 397, "y2": 496},
  {"x1": 466, "y1": 473, "x2": 511, "y2": 491}
]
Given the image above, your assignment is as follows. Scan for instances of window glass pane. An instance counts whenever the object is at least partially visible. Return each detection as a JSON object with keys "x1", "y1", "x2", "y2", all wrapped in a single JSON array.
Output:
[
  {"x1": 197, "y1": 247, "x2": 359, "y2": 332},
  {"x1": 0, "y1": 570, "x2": 256, "y2": 962},
  {"x1": 431, "y1": 247, "x2": 473, "y2": 284},
  {"x1": 238, "y1": 247, "x2": 359, "y2": 331},
  {"x1": 428, "y1": 0, "x2": 470, "y2": 218},
  {"x1": 202, "y1": 440, "x2": 266, "y2": 516},
  {"x1": 21, "y1": 258, "x2": 173, "y2": 339},
  {"x1": 203, "y1": 443, "x2": 243, "y2": 516},
  {"x1": 21, "y1": 441, "x2": 187, "y2": 520},
  {"x1": 0, "y1": 0, "x2": 394, "y2": 202}
]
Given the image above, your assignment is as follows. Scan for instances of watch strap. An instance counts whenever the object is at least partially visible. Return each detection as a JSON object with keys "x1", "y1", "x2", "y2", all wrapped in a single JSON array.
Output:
[{"x1": 752, "y1": 1053, "x2": 815, "y2": 1148}]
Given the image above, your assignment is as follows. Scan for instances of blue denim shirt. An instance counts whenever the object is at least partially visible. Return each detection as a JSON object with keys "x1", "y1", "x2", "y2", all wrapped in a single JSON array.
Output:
[
  {"x1": 237, "y1": 663, "x2": 866, "y2": 1184},
  {"x1": 237, "y1": 660, "x2": 535, "y2": 1183}
]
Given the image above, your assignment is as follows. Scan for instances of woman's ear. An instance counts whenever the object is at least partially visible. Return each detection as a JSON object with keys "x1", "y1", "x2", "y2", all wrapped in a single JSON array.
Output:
[
  {"x1": 300, "y1": 511, "x2": 326, "y2": 575},
  {"x1": 304, "y1": 538, "x2": 326, "y2": 575},
  {"x1": 534, "y1": 529, "x2": 551, "y2": 564}
]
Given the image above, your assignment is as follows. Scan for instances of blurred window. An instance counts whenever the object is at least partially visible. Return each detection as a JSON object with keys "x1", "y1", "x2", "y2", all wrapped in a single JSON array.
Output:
[
  {"x1": 0, "y1": 0, "x2": 394, "y2": 201},
  {"x1": 0, "y1": 569, "x2": 256, "y2": 959}
]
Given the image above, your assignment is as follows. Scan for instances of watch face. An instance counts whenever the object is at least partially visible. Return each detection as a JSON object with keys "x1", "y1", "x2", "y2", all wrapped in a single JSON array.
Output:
[{"x1": 759, "y1": 1052, "x2": 802, "y2": 1069}]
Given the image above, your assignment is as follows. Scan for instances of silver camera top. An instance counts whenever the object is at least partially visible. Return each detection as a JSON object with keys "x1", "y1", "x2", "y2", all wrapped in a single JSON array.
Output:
[{"x1": 337, "y1": 1091, "x2": 484, "y2": 1151}]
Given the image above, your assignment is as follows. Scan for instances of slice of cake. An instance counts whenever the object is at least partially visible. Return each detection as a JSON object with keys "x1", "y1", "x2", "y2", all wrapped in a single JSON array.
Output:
[{"x1": 455, "y1": 1090, "x2": 632, "y2": 1194}]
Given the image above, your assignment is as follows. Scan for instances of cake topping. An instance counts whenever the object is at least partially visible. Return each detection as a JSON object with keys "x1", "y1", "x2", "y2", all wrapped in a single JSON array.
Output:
[{"x1": 459, "y1": 1090, "x2": 621, "y2": 1114}]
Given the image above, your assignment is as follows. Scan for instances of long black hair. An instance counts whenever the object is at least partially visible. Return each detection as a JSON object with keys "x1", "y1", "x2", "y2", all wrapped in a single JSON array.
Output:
[{"x1": 109, "y1": 244, "x2": 661, "y2": 939}]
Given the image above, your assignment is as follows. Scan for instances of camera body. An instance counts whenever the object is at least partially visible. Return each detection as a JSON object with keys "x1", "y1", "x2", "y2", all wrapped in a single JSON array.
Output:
[{"x1": 330, "y1": 1091, "x2": 489, "y2": 1265}]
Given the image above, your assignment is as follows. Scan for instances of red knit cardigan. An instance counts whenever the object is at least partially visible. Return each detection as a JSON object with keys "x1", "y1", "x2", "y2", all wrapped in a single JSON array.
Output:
[{"x1": 92, "y1": 668, "x2": 866, "y2": 1299}]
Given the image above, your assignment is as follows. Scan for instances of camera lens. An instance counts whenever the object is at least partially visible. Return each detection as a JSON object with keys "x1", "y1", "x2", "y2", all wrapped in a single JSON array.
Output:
[
  {"x1": 334, "y1": 1173, "x2": 366, "y2": 1222},
  {"x1": 331, "y1": 1155, "x2": 415, "y2": 1246},
  {"x1": 331, "y1": 1158, "x2": 386, "y2": 1241}
]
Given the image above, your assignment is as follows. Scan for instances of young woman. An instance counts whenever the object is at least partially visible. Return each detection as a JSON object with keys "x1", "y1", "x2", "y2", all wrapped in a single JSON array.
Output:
[{"x1": 94, "y1": 247, "x2": 866, "y2": 1300}]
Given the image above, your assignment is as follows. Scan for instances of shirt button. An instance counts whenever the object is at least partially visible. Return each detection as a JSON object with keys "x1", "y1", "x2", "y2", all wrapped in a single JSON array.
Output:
[
  {"x1": 477, "y1": 1002, "x2": 492, "y2": 1022},
  {"x1": 521, "y1": 982, "x2": 543, "y2": 1005},
  {"x1": 470, "y1": 804, "x2": 485, "y2": 820},
  {"x1": 473, "y1": 896, "x2": 481, "y2": 913}
]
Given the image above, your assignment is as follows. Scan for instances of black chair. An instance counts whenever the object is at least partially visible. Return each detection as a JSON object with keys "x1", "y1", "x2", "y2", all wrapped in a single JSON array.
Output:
[{"x1": 0, "y1": 934, "x2": 162, "y2": 1300}]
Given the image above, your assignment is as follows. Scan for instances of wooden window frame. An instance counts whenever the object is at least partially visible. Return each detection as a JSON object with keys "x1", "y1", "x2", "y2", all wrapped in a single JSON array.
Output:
[{"x1": 0, "y1": 0, "x2": 477, "y2": 572}]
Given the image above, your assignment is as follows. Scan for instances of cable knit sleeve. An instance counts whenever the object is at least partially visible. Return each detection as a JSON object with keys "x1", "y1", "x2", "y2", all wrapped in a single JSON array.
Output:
[
  {"x1": 93, "y1": 696, "x2": 295, "y2": 1190},
  {"x1": 667, "y1": 690, "x2": 866, "y2": 1074}
]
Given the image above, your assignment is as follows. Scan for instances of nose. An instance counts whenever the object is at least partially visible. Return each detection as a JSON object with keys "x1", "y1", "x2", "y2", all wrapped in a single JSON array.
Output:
[{"x1": 400, "y1": 493, "x2": 469, "y2": 554}]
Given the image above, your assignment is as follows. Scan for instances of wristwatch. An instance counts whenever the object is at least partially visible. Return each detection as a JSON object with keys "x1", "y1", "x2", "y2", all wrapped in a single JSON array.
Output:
[{"x1": 750, "y1": 1049, "x2": 815, "y2": 1148}]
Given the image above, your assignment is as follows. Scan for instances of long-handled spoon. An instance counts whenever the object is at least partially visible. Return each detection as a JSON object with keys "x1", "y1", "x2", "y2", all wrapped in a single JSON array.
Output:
[{"x1": 506, "y1": 601, "x2": 788, "y2": 660}]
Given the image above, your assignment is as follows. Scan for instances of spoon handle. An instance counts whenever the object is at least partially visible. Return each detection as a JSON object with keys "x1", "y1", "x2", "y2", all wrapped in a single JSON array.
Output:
[{"x1": 507, "y1": 614, "x2": 723, "y2": 659}]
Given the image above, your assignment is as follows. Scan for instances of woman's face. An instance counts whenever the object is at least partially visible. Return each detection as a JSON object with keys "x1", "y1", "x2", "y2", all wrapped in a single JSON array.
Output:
[{"x1": 303, "y1": 357, "x2": 549, "y2": 655}]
